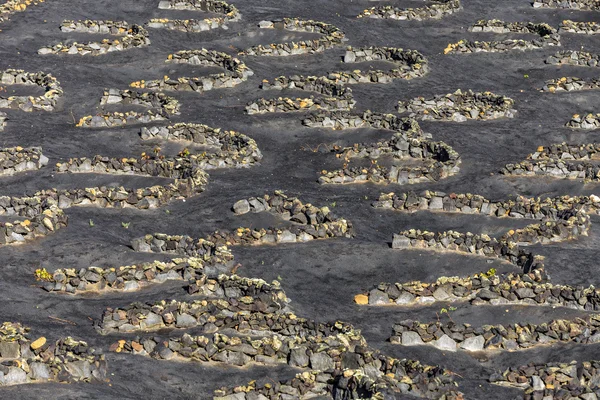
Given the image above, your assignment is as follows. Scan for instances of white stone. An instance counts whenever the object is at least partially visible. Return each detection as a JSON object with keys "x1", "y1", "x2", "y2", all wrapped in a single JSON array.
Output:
[{"x1": 432, "y1": 334, "x2": 457, "y2": 352}]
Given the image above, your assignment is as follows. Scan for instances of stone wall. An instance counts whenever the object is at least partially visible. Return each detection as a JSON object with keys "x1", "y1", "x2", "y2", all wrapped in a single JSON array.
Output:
[
  {"x1": 358, "y1": 192, "x2": 599, "y2": 309},
  {"x1": 0, "y1": 322, "x2": 106, "y2": 386},
  {"x1": 101, "y1": 293, "x2": 461, "y2": 398},
  {"x1": 214, "y1": 355, "x2": 461, "y2": 399},
  {"x1": 355, "y1": 270, "x2": 600, "y2": 311},
  {"x1": 97, "y1": 299, "x2": 295, "y2": 334},
  {"x1": 149, "y1": 0, "x2": 240, "y2": 32},
  {"x1": 140, "y1": 123, "x2": 262, "y2": 169},
  {"x1": 358, "y1": 0, "x2": 461, "y2": 21},
  {"x1": 397, "y1": 89, "x2": 517, "y2": 121},
  {"x1": 39, "y1": 20, "x2": 150, "y2": 55},
  {"x1": 446, "y1": 20, "x2": 560, "y2": 54},
  {"x1": 374, "y1": 191, "x2": 600, "y2": 219},
  {"x1": 0, "y1": 203, "x2": 67, "y2": 246},
  {"x1": 131, "y1": 192, "x2": 352, "y2": 249},
  {"x1": 533, "y1": 0, "x2": 600, "y2": 10},
  {"x1": 560, "y1": 19, "x2": 600, "y2": 34},
  {"x1": 490, "y1": 360, "x2": 600, "y2": 399},
  {"x1": 546, "y1": 50, "x2": 600, "y2": 67},
  {"x1": 301, "y1": 111, "x2": 460, "y2": 185},
  {"x1": 0, "y1": 146, "x2": 48, "y2": 176},
  {"x1": 131, "y1": 49, "x2": 253, "y2": 93},
  {"x1": 540, "y1": 77, "x2": 600, "y2": 92},
  {"x1": 76, "y1": 89, "x2": 179, "y2": 128},
  {"x1": 303, "y1": 110, "x2": 425, "y2": 134},
  {"x1": 566, "y1": 113, "x2": 600, "y2": 129},
  {"x1": 39, "y1": 253, "x2": 236, "y2": 294},
  {"x1": 391, "y1": 229, "x2": 546, "y2": 272},
  {"x1": 391, "y1": 315, "x2": 600, "y2": 352},
  {"x1": 229, "y1": 190, "x2": 353, "y2": 242},
  {"x1": 242, "y1": 18, "x2": 345, "y2": 56},
  {"x1": 0, "y1": 69, "x2": 63, "y2": 112},
  {"x1": 246, "y1": 95, "x2": 354, "y2": 114},
  {"x1": 0, "y1": 125, "x2": 274, "y2": 246},
  {"x1": 248, "y1": 46, "x2": 428, "y2": 115},
  {"x1": 502, "y1": 142, "x2": 600, "y2": 181}
]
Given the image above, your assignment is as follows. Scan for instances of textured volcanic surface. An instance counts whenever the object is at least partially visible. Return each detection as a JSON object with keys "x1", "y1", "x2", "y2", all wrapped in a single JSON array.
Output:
[{"x1": 2, "y1": 0, "x2": 600, "y2": 399}]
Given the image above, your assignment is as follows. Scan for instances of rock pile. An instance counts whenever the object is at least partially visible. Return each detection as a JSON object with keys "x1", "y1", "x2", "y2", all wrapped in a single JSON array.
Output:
[
  {"x1": 358, "y1": 0, "x2": 461, "y2": 21},
  {"x1": 501, "y1": 142, "x2": 600, "y2": 181},
  {"x1": 39, "y1": 20, "x2": 150, "y2": 55},
  {"x1": 130, "y1": 49, "x2": 253, "y2": 93},
  {"x1": 397, "y1": 89, "x2": 517, "y2": 121},
  {"x1": 490, "y1": 360, "x2": 600, "y2": 399},
  {"x1": 76, "y1": 89, "x2": 179, "y2": 128},
  {"x1": 540, "y1": 77, "x2": 600, "y2": 92},
  {"x1": 533, "y1": 0, "x2": 600, "y2": 10},
  {"x1": 148, "y1": 0, "x2": 240, "y2": 32},
  {"x1": 566, "y1": 113, "x2": 600, "y2": 130},
  {"x1": 0, "y1": 322, "x2": 106, "y2": 386},
  {"x1": 0, "y1": 112, "x2": 5, "y2": 131},
  {"x1": 242, "y1": 18, "x2": 345, "y2": 56},
  {"x1": 0, "y1": 146, "x2": 48, "y2": 176},
  {"x1": 445, "y1": 20, "x2": 560, "y2": 54},
  {"x1": 0, "y1": 69, "x2": 63, "y2": 112},
  {"x1": 0, "y1": 197, "x2": 66, "y2": 247},
  {"x1": 0, "y1": 0, "x2": 43, "y2": 24},
  {"x1": 546, "y1": 50, "x2": 600, "y2": 67},
  {"x1": 560, "y1": 19, "x2": 600, "y2": 34},
  {"x1": 391, "y1": 315, "x2": 600, "y2": 352},
  {"x1": 302, "y1": 111, "x2": 461, "y2": 185}
]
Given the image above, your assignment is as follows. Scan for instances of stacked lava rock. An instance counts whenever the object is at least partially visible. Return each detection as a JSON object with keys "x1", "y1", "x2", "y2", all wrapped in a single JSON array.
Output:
[
  {"x1": 132, "y1": 49, "x2": 253, "y2": 93},
  {"x1": 302, "y1": 111, "x2": 460, "y2": 185},
  {"x1": 354, "y1": 270, "x2": 600, "y2": 310},
  {"x1": 38, "y1": 20, "x2": 150, "y2": 55},
  {"x1": 541, "y1": 77, "x2": 600, "y2": 92},
  {"x1": 391, "y1": 315, "x2": 600, "y2": 352},
  {"x1": 0, "y1": 322, "x2": 106, "y2": 385},
  {"x1": 490, "y1": 360, "x2": 600, "y2": 399},
  {"x1": 242, "y1": 18, "x2": 345, "y2": 56},
  {"x1": 0, "y1": 69, "x2": 63, "y2": 112},
  {"x1": 445, "y1": 20, "x2": 559, "y2": 54},
  {"x1": 148, "y1": 0, "x2": 240, "y2": 32},
  {"x1": 397, "y1": 89, "x2": 517, "y2": 121},
  {"x1": 533, "y1": 0, "x2": 600, "y2": 10},
  {"x1": 546, "y1": 50, "x2": 600, "y2": 67},
  {"x1": 0, "y1": 147, "x2": 48, "y2": 176},
  {"x1": 76, "y1": 89, "x2": 179, "y2": 128},
  {"x1": 501, "y1": 142, "x2": 600, "y2": 181},
  {"x1": 358, "y1": 0, "x2": 461, "y2": 21}
]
